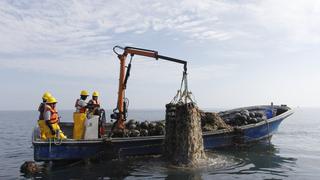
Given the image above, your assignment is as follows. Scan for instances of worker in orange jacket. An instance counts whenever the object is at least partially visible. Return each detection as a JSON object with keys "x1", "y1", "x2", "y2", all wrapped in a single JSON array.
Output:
[
  {"x1": 44, "y1": 96, "x2": 67, "y2": 139},
  {"x1": 88, "y1": 91, "x2": 101, "y2": 115},
  {"x1": 37, "y1": 92, "x2": 52, "y2": 140}
]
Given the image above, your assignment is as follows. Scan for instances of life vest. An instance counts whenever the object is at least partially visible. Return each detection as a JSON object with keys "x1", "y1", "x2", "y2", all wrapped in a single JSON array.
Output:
[
  {"x1": 46, "y1": 106, "x2": 59, "y2": 124},
  {"x1": 75, "y1": 99, "x2": 87, "y2": 113},
  {"x1": 91, "y1": 99, "x2": 100, "y2": 106}
]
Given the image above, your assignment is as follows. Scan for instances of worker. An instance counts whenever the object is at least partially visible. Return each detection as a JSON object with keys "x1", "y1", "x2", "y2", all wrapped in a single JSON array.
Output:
[
  {"x1": 87, "y1": 91, "x2": 106, "y2": 137},
  {"x1": 73, "y1": 90, "x2": 89, "y2": 139},
  {"x1": 37, "y1": 92, "x2": 52, "y2": 140},
  {"x1": 44, "y1": 96, "x2": 67, "y2": 139},
  {"x1": 87, "y1": 91, "x2": 101, "y2": 115},
  {"x1": 75, "y1": 90, "x2": 89, "y2": 113}
]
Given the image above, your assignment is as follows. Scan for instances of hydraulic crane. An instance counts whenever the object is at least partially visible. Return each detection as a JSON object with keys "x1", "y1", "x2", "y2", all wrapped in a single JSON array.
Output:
[{"x1": 110, "y1": 46, "x2": 188, "y2": 131}]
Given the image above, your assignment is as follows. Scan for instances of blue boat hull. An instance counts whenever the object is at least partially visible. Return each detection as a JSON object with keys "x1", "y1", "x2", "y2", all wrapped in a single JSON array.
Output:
[
  {"x1": 33, "y1": 140, "x2": 106, "y2": 161},
  {"x1": 33, "y1": 105, "x2": 294, "y2": 161}
]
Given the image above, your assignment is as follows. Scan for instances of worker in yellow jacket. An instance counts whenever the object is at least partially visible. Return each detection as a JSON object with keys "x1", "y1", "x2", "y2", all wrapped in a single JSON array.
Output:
[
  {"x1": 44, "y1": 96, "x2": 67, "y2": 139},
  {"x1": 73, "y1": 90, "x2": 89, "y2": 139},
  {"x1": 37, "y1": 92, "x2": 52, "y2": 140}
]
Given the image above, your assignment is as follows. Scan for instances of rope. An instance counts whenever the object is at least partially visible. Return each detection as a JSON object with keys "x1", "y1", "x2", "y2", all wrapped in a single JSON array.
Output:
[
  {"x1": 171, "y1": 71, "x2": 196, "y2": 104},
  {"x1": 170, "y1": 90, "x2": 181, "y2": 104},
  {"x1": 53, "y1": 137, "x2": 62, "y2": 145}
]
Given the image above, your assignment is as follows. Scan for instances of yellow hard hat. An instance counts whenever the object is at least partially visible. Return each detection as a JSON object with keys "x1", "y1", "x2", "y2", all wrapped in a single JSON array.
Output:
[
  {"x1": 42, "y1": 92, "x2": 52, "y2": 100},
  {"x1": 80, "y1": 90, "x2": 89, "y2": 96},
  {"x1": 92, "y1": 91, "x2": 99, "y2": 97},
  {"x1": 47, "y1": 96, "x2": 57, "y2": 104}
]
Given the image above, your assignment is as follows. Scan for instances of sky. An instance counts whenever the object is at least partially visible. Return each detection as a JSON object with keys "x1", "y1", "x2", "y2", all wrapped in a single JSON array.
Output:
[{"x1": 1, "y1": 0, "x2": 320, "y2": 110}]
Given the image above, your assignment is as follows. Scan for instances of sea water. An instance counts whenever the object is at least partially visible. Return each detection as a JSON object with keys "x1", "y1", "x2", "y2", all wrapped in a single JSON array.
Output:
[{"x1": 0, "y1": 108, "x2": 320, "y2": 179}]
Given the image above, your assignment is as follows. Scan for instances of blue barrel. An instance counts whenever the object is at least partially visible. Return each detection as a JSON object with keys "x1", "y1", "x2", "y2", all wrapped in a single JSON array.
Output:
[{"x1": 265, "y1": 109, "x2": 273, "y2": 119}]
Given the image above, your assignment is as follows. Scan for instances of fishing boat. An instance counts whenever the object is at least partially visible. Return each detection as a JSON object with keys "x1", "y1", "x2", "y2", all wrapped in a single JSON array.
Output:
[
  {"x1": 32, "y1": 46, "x2": 294, "y2": 162},
  {"x1": 32, "y1": 104, "x2": 294, "y2": 161}
]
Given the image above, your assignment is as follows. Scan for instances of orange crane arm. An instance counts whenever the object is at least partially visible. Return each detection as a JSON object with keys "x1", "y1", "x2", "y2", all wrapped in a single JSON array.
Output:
[{"x1": 111, "y1": 46, "x2": 187, "y2": 131}]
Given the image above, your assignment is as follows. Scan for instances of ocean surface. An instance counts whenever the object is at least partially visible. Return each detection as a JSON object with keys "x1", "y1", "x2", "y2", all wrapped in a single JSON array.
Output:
[{"x1": 0, "y1": 107, "x2": 319, "y2": 179}]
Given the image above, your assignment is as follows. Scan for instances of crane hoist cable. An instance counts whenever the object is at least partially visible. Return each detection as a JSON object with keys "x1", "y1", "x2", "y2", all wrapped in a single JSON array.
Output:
[
  {"x1": 170, "y1": 70, "x2": 196, "y2": 104},
  {"x1": 111, "y1": 45, "x2": 194, "y2": 131}
]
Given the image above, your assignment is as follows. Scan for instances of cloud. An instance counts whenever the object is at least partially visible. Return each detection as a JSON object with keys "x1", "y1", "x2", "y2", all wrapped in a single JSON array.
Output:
[
  {"x1": 0, "y1": 0, "x2": 242, "y2": 82},
  {"x1": 251, "y1": 0, "x2": 320, "y2": 43},
  {"x1": 1, "y1": 0, "x2": 319, "y2": 80},
  {"x1": 0, "y1": 54, "x2": 188, "y2": 88},
  {"x1": 0, "y1": 0, "x2": 238, "y2": 57},
  {"x1": 2, "y1": 0, "x2": 320, "y2": 110},
  {"x1": 190, "y1": 63, "x2": 238, "y2": 81},
  {"x1": 0, "y1": 55, "x2": 117, "y2": 78}
]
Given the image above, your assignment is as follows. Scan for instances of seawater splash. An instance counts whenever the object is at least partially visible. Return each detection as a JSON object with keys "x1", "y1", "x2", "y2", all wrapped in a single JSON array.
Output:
[
  {"x1": 162, "y1": 151, "x2": 244, "y2": 180},
  {"x1": 167, "y1": 151, "x2": 241, "y2": 169},
  {"x1": 204, "y1": 151, "x2": 244, "y2": 170},
  {"x1": 164, "y1": 102, "x2": 207, "y2": 167}
]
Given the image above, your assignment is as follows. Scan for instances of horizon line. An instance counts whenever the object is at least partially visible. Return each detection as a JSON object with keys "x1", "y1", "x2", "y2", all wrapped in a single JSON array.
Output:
[{"x1": 0, "y1": 105, "x2": 316, "y2": 112}]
